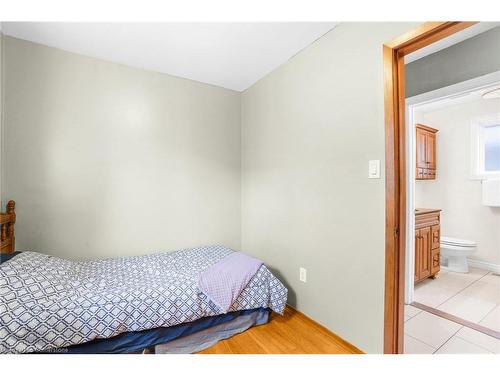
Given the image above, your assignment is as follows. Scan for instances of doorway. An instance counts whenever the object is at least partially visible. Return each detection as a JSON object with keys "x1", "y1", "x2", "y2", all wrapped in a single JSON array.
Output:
[
  {"x1": 382, "y1": 21, "x2": 478, "y2": 354},
  {"x1": 403, "y1": 73, "x2": 500, "y2": 353}
]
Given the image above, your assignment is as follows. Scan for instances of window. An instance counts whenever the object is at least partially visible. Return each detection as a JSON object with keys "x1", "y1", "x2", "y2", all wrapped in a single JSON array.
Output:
[
  {"x1": 471, "y1": 115, "x2": 500, "y2": 179},
  {"x1": 484, "y1": 125, "x2": 500, "y2": 172}
]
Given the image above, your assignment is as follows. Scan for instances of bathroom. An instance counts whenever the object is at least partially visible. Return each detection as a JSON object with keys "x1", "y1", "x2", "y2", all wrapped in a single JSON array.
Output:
[{"x1": 403, "y1": 79, "x2": 500, "y2": 354}]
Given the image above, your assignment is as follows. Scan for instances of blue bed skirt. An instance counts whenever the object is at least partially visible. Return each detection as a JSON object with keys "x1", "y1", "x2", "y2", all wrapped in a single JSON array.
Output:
[
  {"x1": 0, "y1": 251, "x2": 22, "y2": 263},
  {"x1": 56, "y1": 308, "x2": 269, "y2": 354}
]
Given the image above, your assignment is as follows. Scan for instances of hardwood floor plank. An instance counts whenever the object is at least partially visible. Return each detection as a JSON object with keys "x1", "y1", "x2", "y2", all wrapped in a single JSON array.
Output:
[{"x1": 197, "y1": 306, "x2": 363, "y2": 354}]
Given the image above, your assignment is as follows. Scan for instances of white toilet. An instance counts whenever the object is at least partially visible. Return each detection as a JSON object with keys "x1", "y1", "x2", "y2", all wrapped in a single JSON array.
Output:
[{"x1": 440, "y1": 236, "x2": 477, "y2": 273}]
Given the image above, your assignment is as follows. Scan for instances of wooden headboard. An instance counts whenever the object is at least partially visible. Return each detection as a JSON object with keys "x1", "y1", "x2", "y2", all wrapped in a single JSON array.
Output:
[{"x1": 0, "y1": 200, "x2": 16, "y2": 254}]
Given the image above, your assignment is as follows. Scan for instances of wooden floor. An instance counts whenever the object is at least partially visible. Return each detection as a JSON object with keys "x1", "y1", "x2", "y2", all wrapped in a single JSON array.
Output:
[{"x1": 197, "y1": 306, "x2": 362, "y2": 354}]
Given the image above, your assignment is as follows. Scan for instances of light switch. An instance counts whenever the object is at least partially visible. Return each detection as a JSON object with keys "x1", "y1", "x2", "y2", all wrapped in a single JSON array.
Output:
[
  {"x1": 368, "y1": 160, "x2": 381, "y2": 179},
  {"x1": 299, "y1": 267, "x2": 307, "y2": 283}
]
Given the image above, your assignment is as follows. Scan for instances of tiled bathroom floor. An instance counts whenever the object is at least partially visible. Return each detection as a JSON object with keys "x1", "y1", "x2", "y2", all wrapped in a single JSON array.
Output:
[{"x1": 404, "y1": 268, "x2": 500, "y2": 354}]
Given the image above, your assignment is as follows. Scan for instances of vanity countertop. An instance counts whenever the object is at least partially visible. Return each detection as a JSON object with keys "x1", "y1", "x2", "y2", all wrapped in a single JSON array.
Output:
[{"x1": 415, "y1": 208, "x2": 442, "y2": 215}]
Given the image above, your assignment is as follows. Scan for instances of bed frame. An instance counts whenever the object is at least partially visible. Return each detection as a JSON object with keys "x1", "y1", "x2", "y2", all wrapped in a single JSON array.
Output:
[{"x1": 0, "y1": 200, "x2": 16, "y2": 254}]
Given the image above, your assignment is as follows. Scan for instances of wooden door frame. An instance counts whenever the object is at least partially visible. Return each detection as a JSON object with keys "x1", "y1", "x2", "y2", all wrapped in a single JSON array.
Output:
[{"x1": 383, "y1": 21, "x2": 477, "y2": 354}]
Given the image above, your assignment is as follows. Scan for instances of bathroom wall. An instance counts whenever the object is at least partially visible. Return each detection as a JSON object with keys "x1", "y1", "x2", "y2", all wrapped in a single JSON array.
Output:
[
  {"x1": 415, "y1": 98, "x2": 500, "y2": 267},
  {"x1": 2, "y1": 36, "x2": 242, "y2": 260},
  {"x1": 406, "y1": 26, "x2": 500, "y2": 98},
  {"x1": 241, "y1": 22, "x2": 419, "y2": 353}
]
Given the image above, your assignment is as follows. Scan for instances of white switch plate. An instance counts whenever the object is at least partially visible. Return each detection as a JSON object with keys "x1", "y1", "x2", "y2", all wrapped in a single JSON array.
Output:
[
  {"x1": 299, "y1": 267, "x2": 307, "y2": 283},
  {"x1": 368, "y1": 160, "x2": 381, "y2": 179}
]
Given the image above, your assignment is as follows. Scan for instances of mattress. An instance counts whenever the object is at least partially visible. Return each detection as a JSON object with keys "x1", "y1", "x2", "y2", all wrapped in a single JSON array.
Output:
[{"x1": 0, "y1": 245, "x2": 287, "y2": 353}]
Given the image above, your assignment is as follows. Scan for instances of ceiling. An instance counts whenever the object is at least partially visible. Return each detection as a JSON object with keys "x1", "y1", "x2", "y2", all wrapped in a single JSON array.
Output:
[
  {"x1": 1, "y1": 22, "x2": 337, "y2": 92},
  {"x1": 416, "y1": 82, "x2": 500, "y2": 113},
  {"x1": 405, "y1": 22, "x2": 500, "y2": 64}
]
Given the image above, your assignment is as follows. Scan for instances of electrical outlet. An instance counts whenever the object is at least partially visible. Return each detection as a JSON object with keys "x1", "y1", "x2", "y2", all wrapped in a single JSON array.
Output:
[{"x1": 299, "y1": 267, "x2": 307, "y2": 283}]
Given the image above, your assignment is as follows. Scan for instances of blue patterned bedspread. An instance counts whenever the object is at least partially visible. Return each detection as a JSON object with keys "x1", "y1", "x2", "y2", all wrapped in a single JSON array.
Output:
[{"x1": 0, "y1": 245, "x2": 287, "y2": 353}]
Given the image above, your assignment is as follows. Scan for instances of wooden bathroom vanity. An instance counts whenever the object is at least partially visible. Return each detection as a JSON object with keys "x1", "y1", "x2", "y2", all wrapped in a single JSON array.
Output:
[{"x1": 414, "y1": 209, "x2": 441, "y2": 283}]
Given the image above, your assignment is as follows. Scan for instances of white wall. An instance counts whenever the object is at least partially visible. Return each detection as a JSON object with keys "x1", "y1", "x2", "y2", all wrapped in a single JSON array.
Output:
[
  {"x1": 241, "y1": 22, "x2": 418, "y2": 353},
  {"x1": 2, "y1": 36, "x2": 242, "y2": 260},
  {"x1": 415, "y1": 98, "x2": 500, "y2": 266}
]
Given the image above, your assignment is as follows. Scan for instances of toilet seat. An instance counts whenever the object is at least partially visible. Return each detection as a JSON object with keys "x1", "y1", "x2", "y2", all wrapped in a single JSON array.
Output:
[{"x1": 441, "y1": 236, "x2": 476, "y2": 248}]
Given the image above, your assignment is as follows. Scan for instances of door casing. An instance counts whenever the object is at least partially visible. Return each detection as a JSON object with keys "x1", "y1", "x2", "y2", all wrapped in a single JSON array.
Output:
[{"x1": 383, "y1": 21, "x2": 477, "y2": 354}]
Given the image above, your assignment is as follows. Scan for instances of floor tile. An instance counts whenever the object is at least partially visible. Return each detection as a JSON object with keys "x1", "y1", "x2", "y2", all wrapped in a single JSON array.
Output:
[
  {"x1": 459, "y1": 280, "x2": 500, "y2": 304},
  {"x1": 456, "y1": 327, "x2": 500, "y2": 354},
  {"x1": 479, "y1": 305, "x2": 500, "y2": 331},
  {"x1": 404, "y1": 334, "x2": 436, "y2": 354},
  {"x1": 479, "y1": 273, "x2": 500, "y2": 287},
  {"x1": 407, "y1": 268, "x2": 499, "y2": 354},
  {"x1": 435, "y1": 336, "x2": 493, "y2": 354},
  {"x1": 413, "y1": 283, "x2": 457, "y2": 307},
  {"x1": 438, "y1": 293, "x2": 497, "y2": 323},
  {"x1": 404, "y1": 311, "x2": 462, "y2": 348},
  {"x1": 436, "y1": 271, "x2": 482, "y2": 290},
  {"x1": 467, "y1": 267, "x2": 490, "y2": 277},
  {"x1": 405, "y1": 304, "x2": 422, "y2": 318},
  {"x1": 413, "y1": 268, "x2": 488, "y2": 302},
  {"x1": 416, "y1": 277, "x2": 438, "y2": 288}
]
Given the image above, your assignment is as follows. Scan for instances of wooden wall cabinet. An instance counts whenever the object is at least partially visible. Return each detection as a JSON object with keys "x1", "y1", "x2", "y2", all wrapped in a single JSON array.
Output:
[
  {"x1": 415, "y1": 209, "x2": 441, "y2": 283},
  {"x1": 416, "y1": 124, "x2": 438, "y2": 180}
]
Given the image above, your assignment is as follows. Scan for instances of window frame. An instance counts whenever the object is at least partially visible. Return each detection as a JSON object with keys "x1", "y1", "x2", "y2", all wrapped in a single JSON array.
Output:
[{"x1": 471, "y1": 113, "x2": 500, "y2": 180}]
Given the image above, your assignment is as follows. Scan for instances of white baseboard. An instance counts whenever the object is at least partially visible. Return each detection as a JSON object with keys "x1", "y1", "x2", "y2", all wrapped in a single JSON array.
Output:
[{"x1": 467, "y1": 259, "x2": 500, "y2": 274}]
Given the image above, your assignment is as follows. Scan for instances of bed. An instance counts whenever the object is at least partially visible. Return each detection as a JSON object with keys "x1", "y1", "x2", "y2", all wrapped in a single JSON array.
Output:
[{"x1": 0, "y1": 201, "x2": 287, "y2": 354}]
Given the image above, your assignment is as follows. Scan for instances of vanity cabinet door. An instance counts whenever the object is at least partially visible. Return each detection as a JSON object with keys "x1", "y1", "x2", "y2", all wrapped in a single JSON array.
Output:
[
  {"x1": 431, "y1": 225, "x2": 440, "y2": 249},
  {"x1": 416, "y1": 128, "x2": 428, "y2": 170},
  {"x1": 415, "y1": 228, "x2": 432, "y2": 282},
  {"x1": 414, "y1": 230, "x2": 421, "y2": 281},
  {"x1": 415, "y1": 124, "x2": 438, "y2": 180},
  {"x1": 426, "y1": 132, "x2": 437, "y2": 170},
  {"x1": 419, "y1": 227, "x2": 432, "y2": 280},
  {"x1": 431, "y1": 248, "x2": 440, "y2": 275}
]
